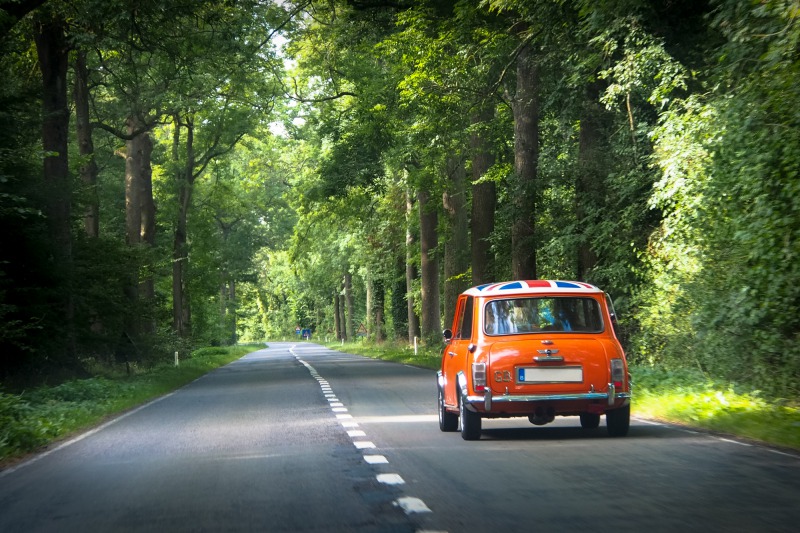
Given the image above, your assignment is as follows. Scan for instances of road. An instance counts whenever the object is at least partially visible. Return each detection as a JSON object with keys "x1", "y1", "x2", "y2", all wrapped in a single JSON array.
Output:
[{"x1": 1, "y1": 342, "x2": 798, "y2": 532}]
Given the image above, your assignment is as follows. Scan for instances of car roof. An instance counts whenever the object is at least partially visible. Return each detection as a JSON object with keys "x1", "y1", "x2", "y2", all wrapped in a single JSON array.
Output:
[{"x1": 463, "y1": 280, "x2": 602, "y2": 297}]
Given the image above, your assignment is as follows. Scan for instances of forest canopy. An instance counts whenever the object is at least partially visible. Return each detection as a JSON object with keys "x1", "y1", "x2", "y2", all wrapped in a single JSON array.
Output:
[{"x1": 0, "y1": 0, "x2": 798, "y2": 398}]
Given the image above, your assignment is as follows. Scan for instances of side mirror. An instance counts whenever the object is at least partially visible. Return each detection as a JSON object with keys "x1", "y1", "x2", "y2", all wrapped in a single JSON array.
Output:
[{"x1": 442, "y1": 329, "x2": 453, "y2": 341}]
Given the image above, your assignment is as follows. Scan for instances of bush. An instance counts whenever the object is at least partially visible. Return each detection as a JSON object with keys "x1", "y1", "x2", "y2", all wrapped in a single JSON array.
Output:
[{"x1": 0, "y1": 392, "x2": 50, "y2": 457}]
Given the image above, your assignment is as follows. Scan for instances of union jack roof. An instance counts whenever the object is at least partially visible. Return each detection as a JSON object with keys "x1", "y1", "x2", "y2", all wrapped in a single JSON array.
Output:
[{"x1": 464, "y1": 280, "x2": 601, "y2": 296}]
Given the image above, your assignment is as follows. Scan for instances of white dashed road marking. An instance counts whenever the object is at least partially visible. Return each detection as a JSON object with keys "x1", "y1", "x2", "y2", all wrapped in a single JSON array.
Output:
[
  {"x1": 394, "y1": 497, "x2": 432, "y2": 514},
  {"x1": 292, "y1": 345, "x2": 440, "y2": 531},
  {"x1": 377, "y1": 474, "x2": 405, "y2": 485}
]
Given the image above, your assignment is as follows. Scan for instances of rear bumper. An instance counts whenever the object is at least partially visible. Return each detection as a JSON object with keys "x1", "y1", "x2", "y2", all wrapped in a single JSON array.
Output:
[{"x1": 467, "y1": 383, "x2": 632, "y2": 412}]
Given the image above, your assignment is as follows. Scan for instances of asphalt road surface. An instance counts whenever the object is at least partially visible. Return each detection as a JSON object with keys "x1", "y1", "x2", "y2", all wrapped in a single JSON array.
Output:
[{"x1": 1, "y1": 342, "x2": 799, "y2": 532}]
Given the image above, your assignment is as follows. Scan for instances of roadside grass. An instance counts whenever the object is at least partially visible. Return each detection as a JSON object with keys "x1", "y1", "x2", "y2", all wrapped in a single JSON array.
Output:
[
  {"x1": 325, "y1": 340, "x2": 800, "y2": 452},
  {"x1": 321, "y1": 339, "x2": 441, "y2": 369},
  {"x1": 0, "y1": 344, "x2": 262, "y2": 464}
]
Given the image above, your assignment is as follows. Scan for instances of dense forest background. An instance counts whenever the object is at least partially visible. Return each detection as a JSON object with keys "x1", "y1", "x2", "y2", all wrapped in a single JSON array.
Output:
[{"x1": 0, "y1": 0, "x2": 797, "y2": 398}]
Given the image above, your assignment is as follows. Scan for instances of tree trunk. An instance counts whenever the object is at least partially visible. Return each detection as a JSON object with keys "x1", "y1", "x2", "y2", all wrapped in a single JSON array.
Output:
[
  {"x1": 344, "y1": 271, "x2": 355, "y2": 341},
  {"x1": 365, "y1": 273, "x2": 373, "y2": 338},
  {"x1": 74, "y1": 50, "x2": 99, "y2": 238},
  {"x1": 333, "y1": 290, "x2": 341, "y2": 341},
  {"x1": 172, "y1": 115, "x2": 195, "y2": 338},
  {"x1": 392, "y1": 254, "x2": 408, "y2": 340},
  {"x1": 443, "y1": 154, "x2": 469, "y2": 330},
  {"x1": 373, "y1": 277, "x2": 385, "y2": 342},
  {"x1": 470, "y1": 105, "x2": 496, "y2": 285},
  {"x1": 338, "y1": 292, "x2": 348, "y2": 341},
  {"x1": 125, "y1": 116, "x2": 143, "y2": 247},
  {"x1": 576, "y1": 81, "x2": 606, "y2": 280},
  {"x1": 228, "y1": 280, "x2": 237, "y2": 344},
  {"x1": 511, "y1": 43, "x2": 539, "y2": 280},
  {"x1": 405, "y1": 188, "x2": 421, "y2": 343},
  {"x1": 418, "y1": 188, "x2": 441, "y2": 342},
  {"x1": 34, "y1": 12, "x2": 74, "y2": 356},
  {"x1": 138, "y1": 126, "x2": 155, "y2": 331}
]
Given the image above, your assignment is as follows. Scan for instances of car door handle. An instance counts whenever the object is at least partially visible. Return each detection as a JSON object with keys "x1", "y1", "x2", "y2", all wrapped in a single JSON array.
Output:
[{"x1": 447, "y1": 351, "x2": 457, "y2": 357}]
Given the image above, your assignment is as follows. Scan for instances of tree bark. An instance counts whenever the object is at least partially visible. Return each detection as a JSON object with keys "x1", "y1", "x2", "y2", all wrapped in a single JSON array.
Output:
[
  {"x1": 333, "y1": 290, "x2": 342, "y2": 341},
  {"x1": 392, "y1": 254, "x2": 408, "y2": 340},
  {"x1": 74, "y1": 50, "x2": 99, "y2": 238},
  {"x1": 172, "y1": 115, "x2": 194, "y2": 338},
  {"x1": 138, "y1": 125, "x2": 155, "y2": 323},
  {"x1": 373, "y1": 277, "x2": 385, "y2": 342},
  {"x1": 34, "y1": 14, "x2": 71, "y2": 267},
  {"x1": 418, "y1": 188, "x2": 441, "y2": 342},
  {"x1": 34, "y1": 12, "x2": 74, "y2": 356},
  {"x1": 343, "y1": 271, "x2": 355, "y2": 341},
  {"x1": 576, "y1": 81, "x2": 606, "y2": 280},
  {"x1": 470, "y1": 105, "x2": 496, "y2": 285},
  {"x1": 510, "y1": 42, "x2": 539, "y2": 280},
  {"x1": 405, "y1": 188, "x2": 421, "y2": 343},
  {"x1": 365, "y1": 273, "x2": 373, "y2": 338},
  {"x1": 125, "y1": 116, "x2": 144, "y2": 246},
  {"x1": 443, "y1": 153, "x2": 469, "y2": 330},
  {"x1": 338, "y1": 292, "x2": 348, "y2": 341}
]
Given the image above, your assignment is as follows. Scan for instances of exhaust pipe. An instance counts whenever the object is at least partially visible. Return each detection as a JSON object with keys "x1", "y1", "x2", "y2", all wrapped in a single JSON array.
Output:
[{"x1": 528, "y1": 406, "x2": 556, "y2": 426}]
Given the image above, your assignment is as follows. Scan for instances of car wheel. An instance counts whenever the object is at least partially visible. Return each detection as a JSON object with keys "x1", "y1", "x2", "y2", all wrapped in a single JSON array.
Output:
[
  {"x1": 438, "y1": 387, "x2": 458, "y2": 432},
  {"x1": 580, "y1": 412, "x2": 601, "y2": 429},
  {"x1": 606, "y1": 404, "x2": 630, "y2": 437},
  {"x1": 459, "y1": 391, "x2": 482, "y2": 441}
]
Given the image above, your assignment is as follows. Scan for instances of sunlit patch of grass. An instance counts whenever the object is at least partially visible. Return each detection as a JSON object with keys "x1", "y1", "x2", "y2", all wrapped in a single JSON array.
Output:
[
  {"x1": 631, "y1": 365, "x2": 800, "y2": 450},
  {"x1": 0, "y1": 344, "x2": 262, "y2": 463},
  {"x1": 324, "y1": 339, "x2": 441, "y2": 370}
]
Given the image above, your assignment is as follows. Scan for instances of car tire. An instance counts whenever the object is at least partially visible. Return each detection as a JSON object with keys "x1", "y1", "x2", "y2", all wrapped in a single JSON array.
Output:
[
  {"x1": 580, "y1": 412, "x2": 601, "y2": 429},
  {"x1": 606, "y1": 404, "x2": 630, "y2": 437},
  {"x1": 438, "y1": 387, "x2": 458, "y2": 432},
  {"x1": 459, "y1": 392, "x2": 482, "y2": 441}
]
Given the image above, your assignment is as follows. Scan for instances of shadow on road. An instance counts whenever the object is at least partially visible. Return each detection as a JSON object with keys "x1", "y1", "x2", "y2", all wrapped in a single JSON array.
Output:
[{"x1": 478, "y1": 421, "x2": 682, "y2": 442}]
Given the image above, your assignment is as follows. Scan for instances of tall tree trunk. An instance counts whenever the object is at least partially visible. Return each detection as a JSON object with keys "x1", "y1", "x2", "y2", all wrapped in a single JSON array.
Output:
[
  {"x1": 228, "y1": 280, "x2": 237, "y2": 344},
  {"x1": 405, "y1": 188, "x2": 421, "y2": 343},
  {"x1": 333, "y1": 290, "x2": 342, "y2": 341},
  {"x1": 418, "y1": 188, "x2": 441, "y2": 342},
  {"x1": 125, "y1": 115, "x2": 156, "y2": 337},
  {"x1": 443, "y1": 154, "x2": 469, "y2": 330},
  {"x1": 338, "y1": 292, "x2": 348, "y2": 341},
  {"x1": 392, "y1": 254, "x2": 408, "y2": 340},
  {"x1": 511, "y1": 43, "x2": 539, "y2": 280},
  {"x1": 74, "y1": 50, "x2": 99, "y2": 238},
  {"x1": 344, "y1": 271, "x2": 355, "y2": 341},
  {"x1": 138, "y1": 126, "x2": 155, "y2": 333},
  {"x1": 470, "y1": 105, "x2": 496, "y2": 285},
  {"x1": 373, "y1": 277, "x2": 385, "y2": 342},
  {"x1": 34, "y1": 12, "x2": 74, "y2": 356},
  {"x1": 125, "y1": 116, "x2": 143, "y2": 247},
  {"x1": 365, "y1": 272, "x2": 373, "y2": 339},
  {"x1": 576, "y1": 81, "x2": 606, "y2": 280},
  {"x1": 172, "y1": 115, "x2": 195, "y2": 338}
]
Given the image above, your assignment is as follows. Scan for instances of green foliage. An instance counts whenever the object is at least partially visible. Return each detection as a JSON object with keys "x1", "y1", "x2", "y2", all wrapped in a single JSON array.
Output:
[
  {"x1": 632, "y1": 365, "x2": 800, "y2": 450},
  {"x1": 632, "y1": 0, "x2": 800, "y2": 398}
]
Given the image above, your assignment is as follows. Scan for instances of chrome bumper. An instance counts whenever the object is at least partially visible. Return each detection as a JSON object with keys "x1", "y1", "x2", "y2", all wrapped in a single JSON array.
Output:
[{"x1": 468, "y1": 383, "x2": 632, "y2": 412}]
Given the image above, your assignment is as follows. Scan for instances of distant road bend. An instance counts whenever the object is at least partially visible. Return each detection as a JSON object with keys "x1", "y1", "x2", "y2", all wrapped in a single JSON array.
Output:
[{"x1": 1, "y1": 342, "x2": 798, "y2": 532}]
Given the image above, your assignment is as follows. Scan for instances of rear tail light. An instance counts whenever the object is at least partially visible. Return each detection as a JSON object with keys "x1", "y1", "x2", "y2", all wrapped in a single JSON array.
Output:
[
  {"x1": 611, "y1": 359, "x2": 625, "y2": 388},
  {"x1": 472, "y1": 362, "x2": 487, "y2": 392}
]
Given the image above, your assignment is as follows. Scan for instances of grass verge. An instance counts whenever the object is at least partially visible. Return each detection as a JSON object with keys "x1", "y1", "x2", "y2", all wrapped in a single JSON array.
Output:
[
  {"x1": 0, "y1": 344, "x2": 262, "y2": 464},
  {"x1": 325, "y1": 340, "x2": 800, "y2": 452}
]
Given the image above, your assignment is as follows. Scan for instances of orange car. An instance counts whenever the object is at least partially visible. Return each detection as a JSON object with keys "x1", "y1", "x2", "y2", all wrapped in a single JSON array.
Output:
[{"x1": 437, "y1": 280, "x2": 631, "y2": 440}]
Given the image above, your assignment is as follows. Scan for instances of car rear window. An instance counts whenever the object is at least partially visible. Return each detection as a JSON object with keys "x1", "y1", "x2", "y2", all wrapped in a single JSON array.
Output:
[{"x1": 483, "y1": 297, "x2": 603, "y2": 335}]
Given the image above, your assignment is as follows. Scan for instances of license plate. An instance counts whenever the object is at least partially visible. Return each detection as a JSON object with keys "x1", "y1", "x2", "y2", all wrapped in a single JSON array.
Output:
[{"x1": 517, "y1": 367, "x2": 583, "y2": 383}]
